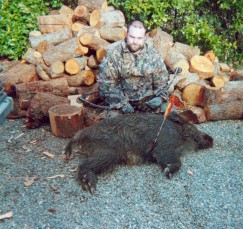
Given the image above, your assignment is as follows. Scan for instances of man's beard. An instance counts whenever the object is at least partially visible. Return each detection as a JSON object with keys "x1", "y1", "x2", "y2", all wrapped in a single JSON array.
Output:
[{"x1": 127, "y1": 43, "x2": 144, "y2": 53}]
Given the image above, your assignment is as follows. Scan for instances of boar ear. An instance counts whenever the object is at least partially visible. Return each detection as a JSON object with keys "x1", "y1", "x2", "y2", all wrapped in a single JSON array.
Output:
[{"x1": 168, "y1": 112, "x2": 187, "y2": 124}]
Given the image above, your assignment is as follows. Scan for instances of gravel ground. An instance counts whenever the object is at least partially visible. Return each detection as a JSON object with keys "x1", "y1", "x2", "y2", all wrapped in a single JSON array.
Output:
[{"x1": 0, "y1": 117, "x2": 242, "y2": 229}]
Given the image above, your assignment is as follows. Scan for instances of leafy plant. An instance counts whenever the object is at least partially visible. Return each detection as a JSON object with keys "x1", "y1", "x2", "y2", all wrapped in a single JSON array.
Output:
[
  {"x1": 108, "y1": 0, "x2": 243, "y2": 63},
  {"x1": 0, "y1": 0, "x2": 63, "y2": 59}
]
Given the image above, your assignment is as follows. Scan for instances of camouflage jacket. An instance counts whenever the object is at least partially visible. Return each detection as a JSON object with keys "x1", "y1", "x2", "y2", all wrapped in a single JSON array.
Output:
[{"x1": 97, "y1": 40, "x2": 169, "y2": 109}]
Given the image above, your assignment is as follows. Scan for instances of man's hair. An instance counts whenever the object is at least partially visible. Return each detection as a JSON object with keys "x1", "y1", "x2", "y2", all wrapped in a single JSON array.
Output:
[{"x1": 127, "y1": 20, "x2": 147, "y2": 33}]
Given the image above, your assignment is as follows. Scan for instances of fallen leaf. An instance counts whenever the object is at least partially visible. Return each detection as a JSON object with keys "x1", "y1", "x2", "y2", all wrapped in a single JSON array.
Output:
[
  {"x1": 48, "y1": 208, "x2": 56, "y2": 213},
  {"x1": 15, "y1": 133, "x2": 24, "y2": 139},
  {"x1": 43, "y1": 151, "x2": 56, "y2": 159},
  {"x1": 187, "y1": 170, "x2": 193, "y2": 176},
  {"x1": 46, "y1": 174, "x2": 65, "y2": 180},
  {"x1": 24, "y1": 175, "x2": 40, "y2": 187},
  {"x1": 0, "y1": 212, "x2": 13, "y2": 220}
]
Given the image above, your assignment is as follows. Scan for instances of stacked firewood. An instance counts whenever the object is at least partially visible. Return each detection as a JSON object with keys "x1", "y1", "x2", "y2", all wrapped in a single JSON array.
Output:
[
  {"x1": 1, "y1": 0, "x2": 242, "y2": 131},
  {"x1": 149, "y1": 29, "x2": 243, "y2": 123}
]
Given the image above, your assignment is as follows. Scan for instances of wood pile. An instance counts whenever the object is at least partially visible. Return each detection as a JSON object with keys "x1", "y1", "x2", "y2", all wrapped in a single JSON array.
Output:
[{"x1": 1, "y1": 0, "x2": 242, "y2": 132}]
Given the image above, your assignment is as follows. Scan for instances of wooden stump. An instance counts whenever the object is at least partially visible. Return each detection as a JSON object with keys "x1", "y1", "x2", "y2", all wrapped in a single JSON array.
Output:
[{"x1": 49, "y1": 104, "x2": 84, "y2": 138}]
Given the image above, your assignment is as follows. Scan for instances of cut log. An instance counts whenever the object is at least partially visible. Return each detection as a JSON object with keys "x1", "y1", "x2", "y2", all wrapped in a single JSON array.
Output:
[
  {"x1": 164, "y1": 50, "x2": 186, "y2": 70},
  {"x1": 44, "y1": 61, "x2": 65, "y2": 78},
  {"x1": 56, "y1": 37, "x2": 89, "y2": 56},
  {"x1": 96, "y1": 48, "x2": 106, "y2": 63},
  {"x1": 22, "y1": 48, "x2": 44, "y2": 65},
  {"x1": 203, "y1": 81, "x2": 243, "y2": 106},
  {"x1": 16, "y1": 78, "x2": 69, "y2": 103},
  {"x1": 43, "y1": 39, "x2": 88, "y2": 66},
  {"x1": 210, "y1": 76, "x2": 225, "y2": 88},
  {"x1": 95, "y1": 40, "x2": 121, "y2": 63},
  {"x1": 74, "y1": 56, "x2": 88, "y2": 70},
  {"x1": 204, "y1": 51, "x2": 215, "y2": 62},
  {"x1": 71, "y1": 21, "x2": 86, "y2": 32},
  {"x1": 49, "y1": 104, "x2": 84, "y2": 137},
  {"x1": 37, "y1": 14, "x2": 75, "y2": 33},
  {"x1": 37, "y1": 40, "x2": 51, "y2": 54},
  {"x1": 189, "y1": 55, "x2": 214, "y2": 79},
  {"x1": 78, "y1": 0, "x2": 108, "y2": 11},
  {"x1": 65, "y1": 59, "x2": 80, "y2": 75},
  {"x1": 105, "y1": 6, "x2": 115, "y2": 11},
  {"x1": 1, "y1": 63, "x2": 38, "y2": 96},
  {"x1": 172, "y1": 42, "x2": 200, "y2": 60},
  {"x1": 172, "y1": 59, "x2": 190, "y2": 76},
  {"x1": 77, "y1": 26, "x2": 100, "y2": 37},
  {"x1": 204, "y1": 101, "x2": 243, "y2": 121},
  {"x1": 36, "y1": 65, "x2": 50, "y2": 81},
  {"x1": 87, "y1": 55, "x2": 99, "y2": 69},
  {"x1": 90, "y1": 10, "x2": 125, "y2": 28},
  {"x1": 179, "y1": 106, "x2": 206, "y2": 124},
  {"x1": 29, "y1": 31, "x2": 42, "y2": 38},
  {"x1": 99, "y1": 26, "x2": 126, "y2": 42},
  {"x1": 219, "y1": 63, "x2": 231, "y2": 72},
  {"x1": 49, "y1": 10, "x2": 60, "y2": 15},
  {"x1": 26, "y1": 92, "x2": 70, "y2": 129},
  {"x1": 149, "y1": 29, "x2": 173, "y2": 60},
  {"x1": 176, "y1": 73, "x2": 208, "y2": 90},
  {"x1": 64, "y1": 70, "x2": 95, "y2": 86},
  {"x1": 79, "y1": 32, "x2": 109, "y2": 50},
  {"x1": 59, "y1": 5, "x2": 74, "y2": 15},
  {"x1": 74, "y1": 5, "x2": 90, "y2": 23},
  {"x1": 182, "y1": 83, "x2": 206, "y2": 106},
  {"x1": 29, "y1": 28, "x2": 73, "y2": 49}
]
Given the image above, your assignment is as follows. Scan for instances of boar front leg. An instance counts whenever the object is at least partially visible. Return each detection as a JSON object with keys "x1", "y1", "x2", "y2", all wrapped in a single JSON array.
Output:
[{"x1": 77, "y1": 148, "x2": 123, "y2": 193}]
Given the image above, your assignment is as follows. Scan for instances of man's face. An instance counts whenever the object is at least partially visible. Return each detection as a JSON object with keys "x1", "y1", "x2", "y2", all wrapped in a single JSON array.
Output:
[{"x1": 126, "y1": 26, "x2": 146, "y2": 54}]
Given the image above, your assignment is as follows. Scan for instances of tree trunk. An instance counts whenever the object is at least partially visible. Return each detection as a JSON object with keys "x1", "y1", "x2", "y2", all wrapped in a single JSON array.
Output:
[
  {"x1": 29, "y1": 28, "x2": 73, "y2": 49},
  {"x1": 190, "y1": 55, "x2": 214, "y2": 79},
  {"x1": 49, "y1": 104, "x2": 84, "y2": 137},
  {"x1": 37, "y1": 14, "x2": 75, "y2": 33},
  {"x1": 204, "y1": 101, "x2": 243, "y2": 121},
  {"x1": 90, "y1": 10, "x2": 125, "y2": 27},
  {"x1": 26, "y1": 92, "x2": 70, "y2": 129}
]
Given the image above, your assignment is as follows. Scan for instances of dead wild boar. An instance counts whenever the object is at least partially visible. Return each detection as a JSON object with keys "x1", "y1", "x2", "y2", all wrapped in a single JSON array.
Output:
[{"x1": 64, "y1": 112, "x2": 213, "y2": 193}]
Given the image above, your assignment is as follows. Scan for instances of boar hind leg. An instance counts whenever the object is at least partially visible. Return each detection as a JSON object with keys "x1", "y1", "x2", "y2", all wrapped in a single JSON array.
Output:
[{"x1": 77, "y1": 148, "x2": 122, "y2": 193}]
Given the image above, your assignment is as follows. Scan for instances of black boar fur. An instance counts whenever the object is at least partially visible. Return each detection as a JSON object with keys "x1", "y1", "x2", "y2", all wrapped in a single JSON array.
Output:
[{"x1": 64, "y1": 112, "x2": 213, "y2": 193}]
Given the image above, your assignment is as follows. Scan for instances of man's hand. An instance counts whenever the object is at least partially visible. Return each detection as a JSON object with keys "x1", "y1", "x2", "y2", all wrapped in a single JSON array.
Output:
[{"x1": 122, "y1": 103, "x2": 134, "y2": 113}]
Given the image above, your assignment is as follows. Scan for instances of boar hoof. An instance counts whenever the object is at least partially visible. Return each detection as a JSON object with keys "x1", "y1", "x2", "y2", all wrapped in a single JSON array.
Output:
[{"x1": 77, "y1": 167, "x2": 97, "y2": 194}]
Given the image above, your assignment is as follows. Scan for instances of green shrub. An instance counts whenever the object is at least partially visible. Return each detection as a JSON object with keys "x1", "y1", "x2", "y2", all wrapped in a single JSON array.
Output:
[
  {"x1": 108, "y1": 0, "x2": 243, "y2": 63},
  {"x1": 0, "y1": 0, "x2": 62, "y2": 60}
]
